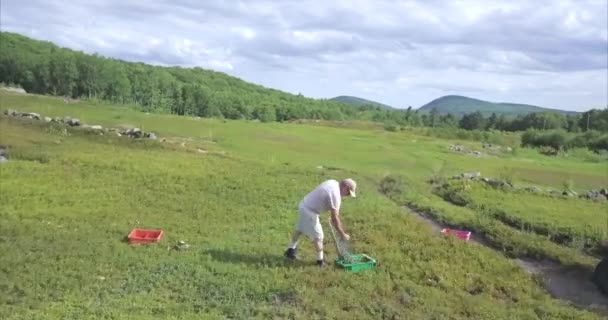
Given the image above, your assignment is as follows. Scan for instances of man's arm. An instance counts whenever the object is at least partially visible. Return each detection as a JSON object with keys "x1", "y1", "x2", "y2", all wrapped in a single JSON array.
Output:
[{"x1": 330, "y1": 208, "x2": 350, "y2": 240}]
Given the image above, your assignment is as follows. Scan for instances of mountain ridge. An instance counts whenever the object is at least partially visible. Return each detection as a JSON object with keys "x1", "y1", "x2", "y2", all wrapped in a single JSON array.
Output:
[{"x1": 419, "y1": 95, "x2": 579, "y2": 116}]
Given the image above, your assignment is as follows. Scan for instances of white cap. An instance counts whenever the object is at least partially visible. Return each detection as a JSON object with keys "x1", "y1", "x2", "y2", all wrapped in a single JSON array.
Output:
[{"x1": 343, "y1": 178, "x2": 357, "y2": 197}]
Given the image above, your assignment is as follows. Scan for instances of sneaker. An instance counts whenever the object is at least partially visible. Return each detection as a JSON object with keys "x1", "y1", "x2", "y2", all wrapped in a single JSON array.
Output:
[
  {"x1": 316, "y1": 260, "x2": 326, "y2": 267},
  {"x1": 284, "y1": 248, "x2": 297, "y2": 260}
]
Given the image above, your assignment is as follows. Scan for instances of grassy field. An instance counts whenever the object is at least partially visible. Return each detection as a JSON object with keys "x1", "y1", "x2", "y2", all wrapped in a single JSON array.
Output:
[
  {"x1": 1, "y1": 90, "x2": 607, "y2": 319},
  {"x1": 437, "y1": 181, "x2": 607, "y2": 249}
]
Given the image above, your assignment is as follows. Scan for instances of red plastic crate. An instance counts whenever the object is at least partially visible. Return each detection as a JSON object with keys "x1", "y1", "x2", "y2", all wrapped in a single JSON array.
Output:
[
  {"x1": 127, "y1": 228, "x2": 164, "y2": 244},
  {"x1": 441, "y1": 228, "x2": 471, "y2": 241}
]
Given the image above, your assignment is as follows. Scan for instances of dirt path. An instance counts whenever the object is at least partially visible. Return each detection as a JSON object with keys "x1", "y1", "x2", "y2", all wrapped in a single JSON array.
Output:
[{"x1": 404, "y1": 206, "x2": 608, "y2": 316}]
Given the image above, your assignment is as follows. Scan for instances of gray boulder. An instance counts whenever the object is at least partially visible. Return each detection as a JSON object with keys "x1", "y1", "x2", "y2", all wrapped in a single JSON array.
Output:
[
  {"x1": 44, "y1": 117, "x2": 52, "y2": 122},
  {"x1": 67, "y1": 118, "x2": 81, "y2": 127}
]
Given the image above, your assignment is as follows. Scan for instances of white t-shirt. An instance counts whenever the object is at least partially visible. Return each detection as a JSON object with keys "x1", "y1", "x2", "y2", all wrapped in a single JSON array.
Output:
[{"x1": 300, "y1": 180, "x2": 341, "y2": 214}]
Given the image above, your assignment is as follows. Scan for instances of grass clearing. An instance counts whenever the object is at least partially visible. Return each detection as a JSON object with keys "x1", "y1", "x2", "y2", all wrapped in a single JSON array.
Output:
[{"x1": 1, "y1": 91, "x2": 607, "y2": 319}]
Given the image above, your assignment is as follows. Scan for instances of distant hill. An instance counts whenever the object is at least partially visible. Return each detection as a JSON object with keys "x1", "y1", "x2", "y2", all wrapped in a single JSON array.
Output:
[
  {"x1": 419, "y1": 95, "x2": 578, "y2": 117},
  {"x1": 330, "y1": 96, "x2": 394, "y2": 109}
]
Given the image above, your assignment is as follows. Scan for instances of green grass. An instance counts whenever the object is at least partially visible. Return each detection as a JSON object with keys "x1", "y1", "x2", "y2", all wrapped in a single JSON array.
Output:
[
  {"x1": 451, "y1": 182, "x2": 608, "y2": 249},
  {"x1": 1, "y1": 90, "x2": 607, "y2": 319},
  {"x1": 380, "y1": 175, "x2": 599, "y2": 268}
]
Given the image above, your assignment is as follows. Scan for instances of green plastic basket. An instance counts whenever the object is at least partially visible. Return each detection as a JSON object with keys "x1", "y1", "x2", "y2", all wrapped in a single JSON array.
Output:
[{"x1": 335, "y1": 254, "x2": 376, "y2": 272}]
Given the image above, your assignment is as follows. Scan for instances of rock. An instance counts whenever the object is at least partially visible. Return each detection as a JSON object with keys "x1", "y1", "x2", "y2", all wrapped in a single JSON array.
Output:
[
  {"x1": 171, "y1": 240, "x2": 190, "y2": 251},
  {"x1": 22, "y1": 112, "x2": 41, "y2": 120},
  {"x1": 449, "y1": 145, "x2": 465, "y2": 152},
  {"x1": 524, "y1": 186, "x2": 541, "y2": 193},
  {"x1": 453, "y1": 172, "x2": 481, "y2": 180},
  {"x1": 548, "y1": 189, "x2": 562, "y2": 196},
  {"x1": 600, "y1": 189, "x2": 608, "y2": 197},
  {"x1": 506, "y1": 147, "x2": 512, "y2": 152},
  {"x1": 484, "y1": 178, "x2": 512, "y2": 189},
  {"x1": 472, "y1": 151, "x2": 482, "y2": 156},
  {"x1": 0, "y1": 156, "x2": 7, "y2": 163},
  {"x1": 67, "y1": 118, "x2": 81, "y2": 126},
  {"x1": 463, "y1": 172, "x2": 481, "y2": 179},
  {"x1": 130, "y1": 128, "x2": 142, "y2": 137},
  {"x1": 582, "y1": 190, "x2": 608, "y2": 201},
  {"x1": 143, "y1": 132, "x2": 157, "y2": 139},
  {"x1": 562, "y1": 190, "x2": 577, "y2": 197},
  {"x1": 4, "y1": 109, "x2": 19, "y2": 116},
  {"x1": 44, "y1": 117, "x2": 52, "y2": 122},
  {"x1": 90, "y1": 125, "x2": 103, "y2": 130}
]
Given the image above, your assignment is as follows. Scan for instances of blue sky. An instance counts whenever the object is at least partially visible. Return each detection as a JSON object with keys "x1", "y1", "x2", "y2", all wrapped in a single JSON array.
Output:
[{"x1": 1, "y1": 0, "x2": 607, "y2": 111}]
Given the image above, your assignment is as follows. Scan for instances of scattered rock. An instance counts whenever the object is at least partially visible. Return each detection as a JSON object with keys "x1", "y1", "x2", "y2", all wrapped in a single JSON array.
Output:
[
  {"x1": 5, "y1": 109, "x2": 159, "y2": 140},
  {"x1": 581, "y1": 189, "x2": 608, "y2": 201},
  {"x1": 453, "y1": 172, "x2": 481, "y2": 180},
  {"x1": 3, "y1": 87, "x2": 26, "y2": 94},
  {"x1": 143, "y1": 132, "x2": 157, "y2": 139},
  {"x1": 562, "y1": 190, "x2": 578, "y2": 197},
  {"x1": 120, "y1": 128, "x2": 143, "y2": 138},
  {"x1": 62, "y1": 117, "x2": 81, "y2": 126},
  {"x1": 0, "y1": 156, "x2": 7, "y2": 163},
  {"x1": 448, "y1": 144, "x2": 465, "y2": 152},
  {"x1": 524, "y1": 186, "x2": 542, "y2": 193},
  {"x1": 4, "y1": 109, "x2": 41, "y2": 120},
  {"x1": 483, "y1": 178, "x2": 513, "y2": 189},
  {"x1": 23, "y1": 112, "x2": 41, "y2": 120},
  {"x1": 170, "y1": 240, "x2": 191, "y2": 251},
  {"x1": 0, "y1": 145, "x2": 8, "y2": 158},
  {"x1": 548, "y1": 189, "x2": 562, "y2": 197}
]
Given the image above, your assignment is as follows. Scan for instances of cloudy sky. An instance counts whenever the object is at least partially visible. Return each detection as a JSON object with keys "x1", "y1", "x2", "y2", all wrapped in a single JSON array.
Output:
[{"x1": 1, "y1": 0, "x2": 607, "y2": 111}]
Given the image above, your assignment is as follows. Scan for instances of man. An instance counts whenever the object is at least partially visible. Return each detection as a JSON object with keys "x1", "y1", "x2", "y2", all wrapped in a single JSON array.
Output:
[{"x1": 283, "y1": 178, "x2": 357, "y2": 267}]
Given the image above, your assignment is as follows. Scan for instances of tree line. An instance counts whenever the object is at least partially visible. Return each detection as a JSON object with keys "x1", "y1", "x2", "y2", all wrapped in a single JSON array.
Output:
[{"x1": 1, "y1": 31, "x2": 606, "y2": 150}]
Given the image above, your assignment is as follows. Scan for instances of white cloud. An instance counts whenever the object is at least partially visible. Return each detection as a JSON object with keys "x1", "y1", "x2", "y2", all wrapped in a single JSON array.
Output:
[{"x1": 1, "y1": 0, "x2": 606, "y2": 110}]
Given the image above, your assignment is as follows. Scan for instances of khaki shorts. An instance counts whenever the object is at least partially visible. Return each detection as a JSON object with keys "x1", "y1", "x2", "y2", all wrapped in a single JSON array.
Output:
[{"x1": 296, "y1": 203, "x2": 324, "y2": 241}]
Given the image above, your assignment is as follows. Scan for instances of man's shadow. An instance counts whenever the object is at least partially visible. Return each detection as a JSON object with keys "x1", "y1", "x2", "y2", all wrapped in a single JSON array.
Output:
[{"x1": 203, "y1": 249, "x2": 314, "y2": 269}]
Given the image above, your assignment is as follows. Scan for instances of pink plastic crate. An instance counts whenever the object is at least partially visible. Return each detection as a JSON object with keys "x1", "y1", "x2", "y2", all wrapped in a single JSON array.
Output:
[
  {"x1": 441, "y1": 228, "x2": 471, "y2": 241},
  {"x1": 127, "y1": 228, "x2": 164, "y2": 244}
]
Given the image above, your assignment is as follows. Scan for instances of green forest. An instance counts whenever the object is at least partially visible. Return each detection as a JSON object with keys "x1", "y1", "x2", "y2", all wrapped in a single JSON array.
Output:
[{"x1": 1, "y1": 31, "x2": 607, "y2": 151}]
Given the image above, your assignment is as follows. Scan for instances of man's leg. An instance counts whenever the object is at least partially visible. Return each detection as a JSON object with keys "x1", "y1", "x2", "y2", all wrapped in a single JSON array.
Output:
[
  {"x1": 312, "y1": 215, "x2": 325, "y2": 266},
  {"x1": 284, "y1": 230, "x2": 299, "y2": 259},
  {"x1": 313, "y1": 238, "x2": 324, "y2": 262},
  {"x1": 288, "y1": 231, "x2": 301, "y2": 249}
]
